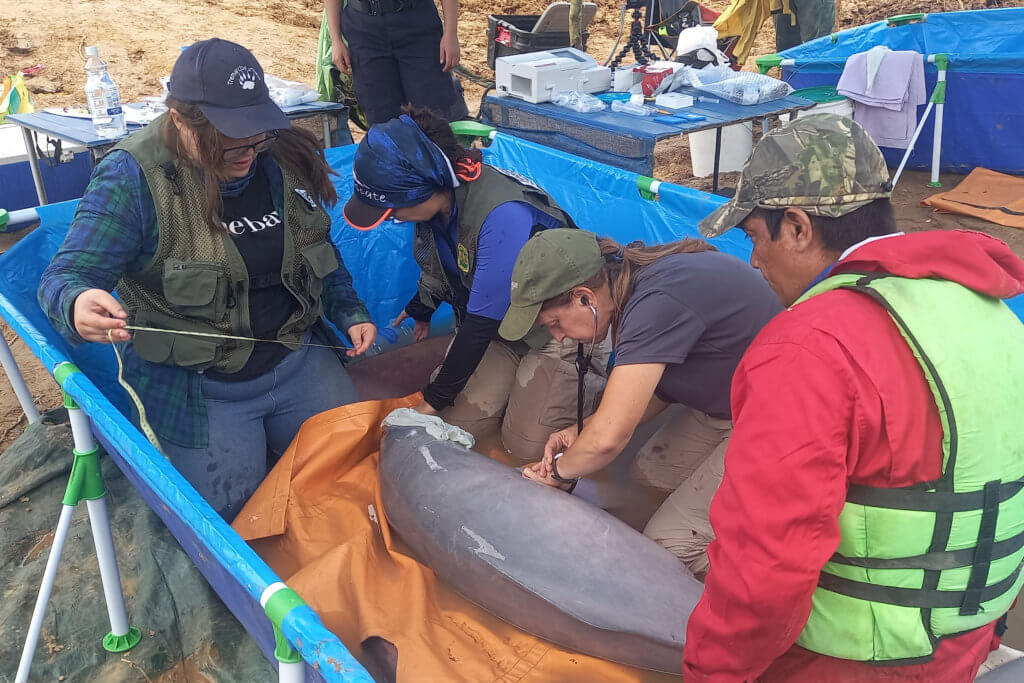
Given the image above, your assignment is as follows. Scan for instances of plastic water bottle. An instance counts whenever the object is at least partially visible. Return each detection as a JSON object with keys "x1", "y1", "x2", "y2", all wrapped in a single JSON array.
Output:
[
  {"x1": 366, "y1": 318, "x2": 420, "y2": 357},
  {"x1": 84, "y1": 45, "x2": 127, "y2": 138}
]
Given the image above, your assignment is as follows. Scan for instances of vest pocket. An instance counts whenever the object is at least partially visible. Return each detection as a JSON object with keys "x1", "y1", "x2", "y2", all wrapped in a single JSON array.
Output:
[
  {"x1": 163, "y1": 260, "x2": 228, "y2": 321},
  {"x1": 299, "y1": 241, "x2": 339, "y2": 299},
  {"x1": 131, "y1": 311, "x2": 222, "y2": 370}
]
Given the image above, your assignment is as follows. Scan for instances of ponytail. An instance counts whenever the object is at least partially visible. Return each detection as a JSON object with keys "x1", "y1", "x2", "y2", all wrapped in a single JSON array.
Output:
[
  {"x1": 543, "y1": 236, "x2": 717, "y2": 344},
  {"x1": 400, "y1": 104, "x2": 482, "y2": 181}
]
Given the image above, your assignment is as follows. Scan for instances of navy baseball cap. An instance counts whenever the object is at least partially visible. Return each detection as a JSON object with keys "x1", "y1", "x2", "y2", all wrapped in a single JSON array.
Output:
[
  {"x1": 168, "y1": 38, "x2": 290, "y2": 139},
  {"x1": 343, "y1": 115, "x2": 466, "y2": 231}
]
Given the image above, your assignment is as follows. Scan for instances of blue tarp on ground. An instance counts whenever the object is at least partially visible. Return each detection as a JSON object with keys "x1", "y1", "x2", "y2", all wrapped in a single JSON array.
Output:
[{"x1": 776, "y1": 9, "x2": 1024, "y2": 175}]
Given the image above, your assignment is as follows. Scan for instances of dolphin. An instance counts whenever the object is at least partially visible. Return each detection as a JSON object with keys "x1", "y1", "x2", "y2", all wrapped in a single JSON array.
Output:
[
  {"x1": 977, "y1": 657, "x2": 1024, "y2": 682},
  {"x1": 379, "y1": 419, "x2": 704, "y2": 674}
]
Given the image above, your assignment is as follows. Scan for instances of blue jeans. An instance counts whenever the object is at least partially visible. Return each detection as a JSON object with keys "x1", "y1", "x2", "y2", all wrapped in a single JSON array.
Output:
[{"x1": 162, "y1": 342, "x2": 359, "y2": 521}]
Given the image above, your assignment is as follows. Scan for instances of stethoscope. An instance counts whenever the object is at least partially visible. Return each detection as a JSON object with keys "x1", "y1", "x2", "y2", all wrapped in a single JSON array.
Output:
[{"x1": 575, "y1": 298, "x2": 600, "y2": 435}]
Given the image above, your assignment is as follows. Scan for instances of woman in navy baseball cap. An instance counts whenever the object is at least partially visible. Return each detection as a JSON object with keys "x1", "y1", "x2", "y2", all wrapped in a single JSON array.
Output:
[
  {"x1": 342, "y1": 105, "x2": 609, "y2": 463},
  {"x1": 39, "y1": 39, "x2": 376, "y2": 521}
]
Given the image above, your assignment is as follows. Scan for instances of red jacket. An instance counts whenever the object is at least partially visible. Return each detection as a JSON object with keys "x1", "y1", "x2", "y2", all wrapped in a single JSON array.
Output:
[{"x1": 683, "y1": 230, "x2": 1024, "y2": 682}]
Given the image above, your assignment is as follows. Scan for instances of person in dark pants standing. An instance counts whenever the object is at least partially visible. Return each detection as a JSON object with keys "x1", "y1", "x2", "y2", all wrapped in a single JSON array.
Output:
[
  {"x1": 774, "y1": 0, "x2": 836, "y2": 52},
  {"x1": 324, "y1": 0, "x2": 469, "y2": 126}
]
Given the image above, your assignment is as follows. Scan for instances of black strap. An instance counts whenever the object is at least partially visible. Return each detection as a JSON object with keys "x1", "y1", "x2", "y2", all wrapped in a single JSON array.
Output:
[
  {"x1": 830, "y1": 527, "x2": 1024, "y2": 571},
  {"x1": 817, "y1": 560, "x2": 1024, "y2": 609},
  {"x1": 961, "y1": 480, "x2": 1003, "y2": 615},
  {"x1": 846, "y1": 479, "x2": 1024, "y2": 512},
  {"x1": 576, "y1": 342, "x2": 586, "y2": 434}
]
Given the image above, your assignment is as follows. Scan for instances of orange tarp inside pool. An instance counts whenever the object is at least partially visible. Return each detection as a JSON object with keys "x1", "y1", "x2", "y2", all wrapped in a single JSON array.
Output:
[{"x1": 232, "y1": 396, "x2": 681, "y2": 682}]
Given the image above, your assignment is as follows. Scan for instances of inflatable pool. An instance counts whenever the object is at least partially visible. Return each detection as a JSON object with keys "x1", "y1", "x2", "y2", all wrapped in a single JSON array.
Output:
[
  {"x1": 757, "y1": 9, "x2": 1024, "y2": 175},
  {"x1": 0, "y1": 129, "x2": 741, "y2": 680}
]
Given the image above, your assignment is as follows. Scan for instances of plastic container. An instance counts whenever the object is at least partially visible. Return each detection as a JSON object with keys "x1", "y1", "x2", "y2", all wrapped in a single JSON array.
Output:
[
  {"x1": 688, "y1": 122, "x2": 753, "y2": 177},
  {"x1": 83, "y1": 45, "x2": 126, "y2": 138},
  {"x1": 780, "y1": 86, "x2": 853, "y2": 123},
  {"x1": 487, "y1": 14, "x2": 589, "y2": 70}
]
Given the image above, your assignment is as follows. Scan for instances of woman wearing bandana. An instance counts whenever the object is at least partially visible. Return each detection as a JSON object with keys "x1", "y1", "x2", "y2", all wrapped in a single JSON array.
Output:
[{"x1": 343, "y1": 106, "x2": 609, "y2": 461}]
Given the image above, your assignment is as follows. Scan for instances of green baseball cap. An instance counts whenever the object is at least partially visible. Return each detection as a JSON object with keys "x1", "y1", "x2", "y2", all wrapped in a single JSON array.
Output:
[
  {"x1": 499, "y1": 229, "x2": 603, "y2": 341},
  {"x1": 699, "y1": 113, "x2": 892, "y2": 238}
]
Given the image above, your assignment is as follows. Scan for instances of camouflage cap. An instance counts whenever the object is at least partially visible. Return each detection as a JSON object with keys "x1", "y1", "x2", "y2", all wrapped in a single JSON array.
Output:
[{"x1": 699, "y1": 113, "x2": 892, "y2": 238}]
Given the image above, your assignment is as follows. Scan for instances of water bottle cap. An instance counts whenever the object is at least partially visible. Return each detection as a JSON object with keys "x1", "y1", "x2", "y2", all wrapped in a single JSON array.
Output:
[{"x1": 85, "y1": 45, "x2": 99, "y2": 56}]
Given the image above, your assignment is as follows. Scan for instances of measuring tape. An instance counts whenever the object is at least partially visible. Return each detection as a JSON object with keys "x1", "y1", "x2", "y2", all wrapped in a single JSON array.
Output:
[{"x1": 106, "y1": 325, "x2": 361, "y2": 455}]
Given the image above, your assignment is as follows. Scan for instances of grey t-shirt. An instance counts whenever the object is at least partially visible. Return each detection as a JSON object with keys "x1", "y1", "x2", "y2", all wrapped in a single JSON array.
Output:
[{"x1": 613, "y1": 250, "x2": 782, "y2": 419}]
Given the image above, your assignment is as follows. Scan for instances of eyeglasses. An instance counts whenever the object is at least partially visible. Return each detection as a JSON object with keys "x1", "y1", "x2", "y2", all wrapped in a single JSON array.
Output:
[{"x1": 222, "y1": 131, "x2": 279, "y2": 163}]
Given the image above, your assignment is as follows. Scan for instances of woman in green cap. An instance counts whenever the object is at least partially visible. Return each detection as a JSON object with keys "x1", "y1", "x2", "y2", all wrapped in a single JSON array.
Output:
[{"x1": 499, "y1": 229, "x2": 781, "y2": 576}]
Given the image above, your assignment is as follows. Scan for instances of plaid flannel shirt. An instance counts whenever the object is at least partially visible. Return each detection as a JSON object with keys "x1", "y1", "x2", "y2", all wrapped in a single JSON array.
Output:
[{"x1": 38, "y1": 150, "x2": 371, "y2": 449}]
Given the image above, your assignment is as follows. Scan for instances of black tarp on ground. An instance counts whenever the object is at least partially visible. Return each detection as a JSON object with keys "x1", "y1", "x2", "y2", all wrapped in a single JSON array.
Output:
[{"x1": 0, "y1": 413, "x2": 274, "y2": 682}]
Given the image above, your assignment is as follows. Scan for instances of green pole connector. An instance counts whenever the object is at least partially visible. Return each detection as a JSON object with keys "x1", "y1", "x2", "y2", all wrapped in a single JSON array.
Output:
[
  {"x1": 755, "y1": 54, "x2": 782, "y2": 75},
  {"x1": 103, "y1": 627, "x2": 142, "y2": 653},
  {"x1": 887, "y1": 13, "x2": 927, "y2": 26},
  {"x1": 63, "y1": 445, "x2": 107, "y2": 505},
  {"x1": 53, "y1": 361, "x2": 82, "y2": 386},
  {"x1": 273, "y1": 624, "x2": 303, "y2": 664},
  {"x1": 0, "y1": 208, "x2": 9, "y2": 232},
  {"x1": 265, "y1": 586, "x2": 307, "y2": 664},
  {"x1": 450, "y1": 120, "x2": 497, "y2": 149},
  {"x1": 637, "y1": 175, "x2": 659, "y2": 201},
  {"x1": 55, "y1": 362, "x2": 83, "y2": 410},
  {"x1": 930, "y1": 81, "x2": 947, "y2": 105}
]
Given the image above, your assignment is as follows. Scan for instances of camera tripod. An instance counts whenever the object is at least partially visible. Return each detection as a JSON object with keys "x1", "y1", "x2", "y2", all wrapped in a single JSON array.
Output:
[{"x1": 609, "y1": 6, "x2": 658, "y2": 69}]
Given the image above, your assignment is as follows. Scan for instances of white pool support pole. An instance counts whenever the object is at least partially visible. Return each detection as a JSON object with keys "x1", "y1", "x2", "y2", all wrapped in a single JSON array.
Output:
[
  {"x1": 15, "y1": 363, "x2": 139, "y2": 683},
  {"x1": 0, "y1": 333, "x2": 41, "y2": 424},
  {"x1": 891, "y1": 54, "x2": 950, "y2": 190},
  {"x1": 15, "y1": 505, "x2": 75, "y2": 683},
  {"x1": 890, "y1": 100, "x2": 934, "y2": 189},
  {"x1": 927, "y1": 53, "x2": 949, "y2": 187}
]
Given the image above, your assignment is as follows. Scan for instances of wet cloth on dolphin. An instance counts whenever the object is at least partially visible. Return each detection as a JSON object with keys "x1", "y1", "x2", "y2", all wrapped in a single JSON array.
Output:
[{"x1": 232, "y1": 396, "x2": 683, "y2": 682}]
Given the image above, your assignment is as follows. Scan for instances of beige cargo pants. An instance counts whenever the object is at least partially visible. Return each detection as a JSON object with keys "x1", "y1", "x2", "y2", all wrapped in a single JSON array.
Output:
[
  {"x1": 438, "y1": 336, "x2": 610, "y2": 463},
  {"x1": 631, "y1": 405, "x2": 732, "y2": 579}
]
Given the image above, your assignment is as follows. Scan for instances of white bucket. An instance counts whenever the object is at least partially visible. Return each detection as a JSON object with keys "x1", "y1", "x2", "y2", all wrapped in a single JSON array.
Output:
[
  {"x1": 689, "y1": 122, "x2": 754, "y2": 177},
  {"x1": 780, "y1": 96, "x2": 854, "y2": 123}
]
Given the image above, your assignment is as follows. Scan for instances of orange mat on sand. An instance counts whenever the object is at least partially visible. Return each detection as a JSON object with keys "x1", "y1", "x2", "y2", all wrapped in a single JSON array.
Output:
[
  {"x1": 922, "y1": 168, "x2": 1024, "y2": 229},
  {"x1": 232, "y1": 396, "x2": 681, "y2": 682}
]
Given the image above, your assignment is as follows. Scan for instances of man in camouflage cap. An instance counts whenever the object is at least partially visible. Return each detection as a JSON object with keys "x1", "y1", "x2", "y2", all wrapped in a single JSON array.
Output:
[
  {"x1": 700, "y1": 113, "x2": 891, "y2": 239},
  {"x1": 699, "y1": 112, "x2": 893, "y2": 305},
  {"x1": 683, "y1": 113, "x2": 1024, "y2": 680}
]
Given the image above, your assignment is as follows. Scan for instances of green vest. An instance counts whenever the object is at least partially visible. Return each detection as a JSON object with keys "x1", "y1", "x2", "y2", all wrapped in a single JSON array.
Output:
[
  {"x1": 793, "y1": 272, "x2": 1024, "y2": 663},
  {"x1": 412, "y1": 164, "x2": 574, "y2": 316},
  {"x1": 113, "y1": 115, "x2": 340, "y2": 374}
]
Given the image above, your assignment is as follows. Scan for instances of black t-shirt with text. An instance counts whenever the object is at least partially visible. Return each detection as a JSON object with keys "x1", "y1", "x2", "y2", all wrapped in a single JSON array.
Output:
[{"x1": 205, "y1": 162, "x2": 299, "y2": 382}]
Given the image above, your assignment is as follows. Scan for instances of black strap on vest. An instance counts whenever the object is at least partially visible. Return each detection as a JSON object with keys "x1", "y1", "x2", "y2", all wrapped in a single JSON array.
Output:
[
  {"x1": 830, "y1": 527, "x2": 1024, "y2": 572},
  {"x1": 846, "y1": 479, "x2": 1024, "y2": 512},
  {"x1": 817, "y1": 560, "x2": 1024, "y2": 609},
  {"x1": 961, "y1": 479, "x2": 1003, "y2": 615}
]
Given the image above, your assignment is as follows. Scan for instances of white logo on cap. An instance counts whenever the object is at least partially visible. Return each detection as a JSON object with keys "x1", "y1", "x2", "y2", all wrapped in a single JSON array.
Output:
[{"x1": 227, "y1": 66, "x2": 260, "y2": 90}]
